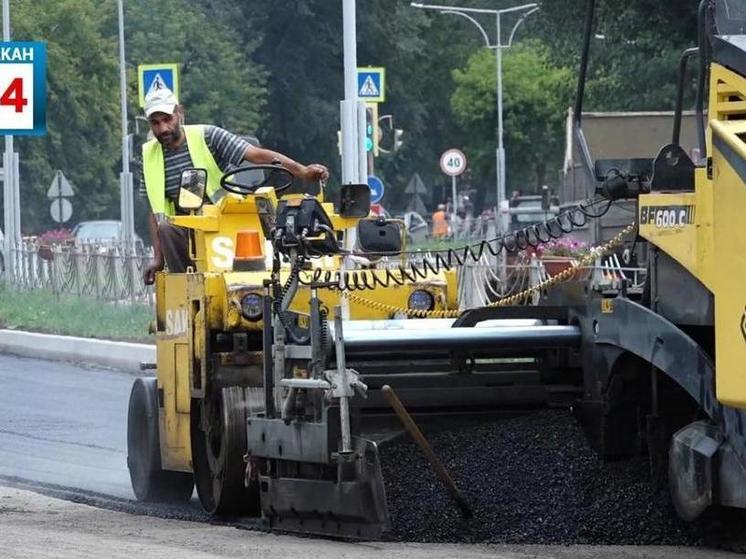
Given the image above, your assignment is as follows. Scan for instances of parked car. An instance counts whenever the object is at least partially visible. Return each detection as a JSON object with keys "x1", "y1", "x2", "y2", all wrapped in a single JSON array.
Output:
[
  {"x1": 506, "y1": 195, "x2": 559, "y2": 232},
  {"x1": 395, "y1": 211, "x2": 429, "y2": 244},
  {"x1": 72, "y1": 220, "x2": 145, "y2": 251}
]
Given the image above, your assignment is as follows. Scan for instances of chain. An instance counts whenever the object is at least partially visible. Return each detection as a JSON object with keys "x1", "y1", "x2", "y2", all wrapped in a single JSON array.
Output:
[{"x1": 342, "y1": 222, "x2": 637, "y2": 318}]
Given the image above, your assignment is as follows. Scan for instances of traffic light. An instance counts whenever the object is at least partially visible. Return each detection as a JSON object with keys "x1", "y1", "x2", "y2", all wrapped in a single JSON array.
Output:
[
  {"x1": 394, "y1": 128, "x2": 404, "y2": 152},
  {"x1": 365, "y1": 103, "x2": 379, "y2": 156}
]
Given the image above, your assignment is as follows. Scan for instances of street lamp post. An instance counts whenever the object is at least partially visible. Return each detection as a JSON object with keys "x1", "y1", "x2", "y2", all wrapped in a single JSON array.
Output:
[
  {"x1": 2, "y1": 0, "x2": 19, "y2": 282},
  {"x1": 411, "y1": 2, "x2": 538, "y2": 233}
]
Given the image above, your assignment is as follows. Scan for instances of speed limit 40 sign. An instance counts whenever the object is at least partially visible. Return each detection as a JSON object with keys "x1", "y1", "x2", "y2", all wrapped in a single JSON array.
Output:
[
  {"x1": 0, "y1": 42, "x2": 46, "y2": 135},
  {"x1": 440, "y1": 148, "x2": 467, "y2": 177}
]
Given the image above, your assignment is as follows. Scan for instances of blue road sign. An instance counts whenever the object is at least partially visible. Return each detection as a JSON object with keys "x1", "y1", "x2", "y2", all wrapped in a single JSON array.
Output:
[
  {"x1": 0, "y1": 41, "x2": 47, "y2": 136},
  {"x1": 367, "y1": 175, "x2": 385, "y2": 204},
  {"x1": 357, "y1": 67, "x2": 385, "y2": 103},
  {"x1": 138, "y1": 63, "x2": 179, "y2": 107}
]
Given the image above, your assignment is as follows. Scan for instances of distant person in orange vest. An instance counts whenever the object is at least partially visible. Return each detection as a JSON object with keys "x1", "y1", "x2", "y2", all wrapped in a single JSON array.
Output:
[{"x1": 432, "y1": 203, "x2": 449, "y2": 239}]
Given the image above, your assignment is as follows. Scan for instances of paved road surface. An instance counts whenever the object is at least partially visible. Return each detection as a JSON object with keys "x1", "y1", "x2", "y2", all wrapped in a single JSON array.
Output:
[
  {"x1": 0, "y1": 353, "x2": 135, "y2": 498},
  {"x1": 0, "y1": 352, "x2": 739, "y2": 558},
  {"x1": 1, "y1": 486, "x2": 740, "y2": 559}
]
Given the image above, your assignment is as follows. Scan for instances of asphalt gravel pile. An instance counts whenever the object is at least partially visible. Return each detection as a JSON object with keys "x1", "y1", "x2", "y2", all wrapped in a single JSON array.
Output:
[{"x1": 380, "y1": 408, "x2": 730, "y2": 546}]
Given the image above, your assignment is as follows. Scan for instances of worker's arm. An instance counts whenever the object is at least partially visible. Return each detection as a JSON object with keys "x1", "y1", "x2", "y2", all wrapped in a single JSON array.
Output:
[
  {"x1": 142, "y1": 211, "x2": 164, "y2": 285},
  {"x1": 243, "y1": 145, "x2": 329, "y2": 182}
]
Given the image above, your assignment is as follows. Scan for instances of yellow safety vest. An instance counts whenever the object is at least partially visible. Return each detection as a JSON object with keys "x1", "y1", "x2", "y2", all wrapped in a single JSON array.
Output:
[{"x1": 142, "y1": 124, "x2": 224, "y2": 217}]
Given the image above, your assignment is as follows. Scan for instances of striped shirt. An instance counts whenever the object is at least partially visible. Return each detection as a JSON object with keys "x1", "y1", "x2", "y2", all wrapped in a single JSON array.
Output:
[{"x1": 138, "y1": 125, "x2": 250, "y2": 209}]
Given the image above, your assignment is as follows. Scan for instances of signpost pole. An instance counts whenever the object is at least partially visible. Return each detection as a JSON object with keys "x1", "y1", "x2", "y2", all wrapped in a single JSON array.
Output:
[
  {"x1": 341, "y1": 0, "x2": 359, "y2": 186},
  {"x1": 496, "y1": 11, "x2": 505, "y2": 226},
  {"x1": 340, "y1": 0, "x2": 360, "y2": 320},
  {"x1": 451, "y1": 175, "x2": 457, "y2": 227},
  {"x1": 117, "y1": 0, "x2": 134, "y2": 250},
  {"x1": 440, "y1": 148, "x2": 467, "y2": 240},
  {"x1": 57, "y1": 172, "x2": 62, "y2": 227},
  {"x1": 2, "y1": 0, "x2": 15, "y2": 281}
]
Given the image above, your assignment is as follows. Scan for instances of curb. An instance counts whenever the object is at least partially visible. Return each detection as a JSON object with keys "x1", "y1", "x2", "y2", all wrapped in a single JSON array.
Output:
[{"x1": 0, "y1": 329, "x2": 155, "y2": 373}]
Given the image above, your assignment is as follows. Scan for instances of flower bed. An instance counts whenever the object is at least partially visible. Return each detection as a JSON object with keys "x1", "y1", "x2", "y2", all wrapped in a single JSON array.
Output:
[
  {"x1": 535, "y1": 237, "x2": 588, "y2": 259},
  {"x1": 535, "y1": 237, "x2": 589, "y2": 279}
]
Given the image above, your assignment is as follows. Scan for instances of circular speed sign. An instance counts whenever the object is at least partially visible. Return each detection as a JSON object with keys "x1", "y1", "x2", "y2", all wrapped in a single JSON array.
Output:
[{"x1": 440, "y1": 148, "x2": 467, "y2": 177}]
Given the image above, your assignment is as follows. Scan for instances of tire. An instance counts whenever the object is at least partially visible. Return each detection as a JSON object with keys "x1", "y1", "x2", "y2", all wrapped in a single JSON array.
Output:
[
  {"x1": 127, "y1": 377, "x2": 194, "y2": 502},
  {"x1": 192, "y1": 386, "x2": 260, "y2": 515}
]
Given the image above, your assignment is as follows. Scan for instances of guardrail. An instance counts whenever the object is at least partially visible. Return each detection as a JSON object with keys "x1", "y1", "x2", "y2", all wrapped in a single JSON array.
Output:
[
  {"x1": 5, "y1": 240, "x2": 154, "y2": 303},
  {"x1": 3, "y1": 238, "x2": 646, "y2": 311},
  {"x1": 456, "y1": 254, "x2": 647, "y2": 309}
]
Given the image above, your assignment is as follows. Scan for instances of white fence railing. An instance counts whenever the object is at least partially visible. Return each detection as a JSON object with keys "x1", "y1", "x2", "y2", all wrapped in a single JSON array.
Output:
[
  {"x1": 5, "y1": 240, "x2": 154, "y2": 303},
  {"x1": 3, "y1": 237, "x2": 645, "y2": 311},
  {"x1": 456, "y1": 254, "x2": 647, "y2": 309}
]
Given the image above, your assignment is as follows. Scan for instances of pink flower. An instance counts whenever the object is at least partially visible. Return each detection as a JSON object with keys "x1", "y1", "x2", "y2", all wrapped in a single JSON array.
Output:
[
  {"x1": 538, "y1": 236, "x2": 587, "y2": 258},
  {"x1": 38, "y1": 228, "x2": 74, "y2": 246}
]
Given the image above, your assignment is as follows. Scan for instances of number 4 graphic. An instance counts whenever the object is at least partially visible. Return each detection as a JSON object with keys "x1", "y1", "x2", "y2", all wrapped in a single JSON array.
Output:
[{"x1": 1, "y1": 78, "x2": 28, "y2": 113}]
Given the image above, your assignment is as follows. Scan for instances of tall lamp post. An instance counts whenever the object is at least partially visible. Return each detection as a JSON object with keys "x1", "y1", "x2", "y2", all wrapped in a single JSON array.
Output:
[{"x1": 410, "y1": 2, "x2": 538, "y2": 232}]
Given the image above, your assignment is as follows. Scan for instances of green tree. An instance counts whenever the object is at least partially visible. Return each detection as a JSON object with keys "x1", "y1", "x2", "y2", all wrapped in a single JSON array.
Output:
[
  {"x1": 529, "y1": 0, "x2": 699, "y2": 111},
  {"x1": 359, "y1": 0, "x2": 481, "y2": 212},
  {"x1": 240, "y1": 1, "x2": 481, "y2": 209},
  {"x1": 3, "y1": 0, "x2": 707, "y2": 236},
  {"x1": 10, "y1": 0, "x2": 120, "y2": 234},
  {"x1": 451, "y1": 40, "x2": 574, "y2": 198},
  {"x1": 121, "y1": 0, "x2": 269, "y2": 237},
  {"x1": 124, "y1": 0, "x2": 267, "y2": 133}
]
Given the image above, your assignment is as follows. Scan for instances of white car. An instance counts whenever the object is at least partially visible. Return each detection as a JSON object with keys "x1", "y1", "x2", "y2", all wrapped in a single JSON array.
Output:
[
  {"x1": 396, "y1": 211, "x2": 429, "y2": 244},
  {"x1": 72, "y1": 220, "x2": 145, "y2": 252}
]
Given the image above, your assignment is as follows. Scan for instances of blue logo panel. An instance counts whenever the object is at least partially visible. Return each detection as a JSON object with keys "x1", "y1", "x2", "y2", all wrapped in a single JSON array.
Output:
[{"x1": 0, "y1": 41, "x2": 46, "y2": 136}]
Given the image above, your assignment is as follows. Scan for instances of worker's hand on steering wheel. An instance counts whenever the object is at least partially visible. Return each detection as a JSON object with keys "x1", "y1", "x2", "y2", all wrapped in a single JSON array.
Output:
[{"x1": 301, "y1": 163, "x2": 329, "y2": 183}]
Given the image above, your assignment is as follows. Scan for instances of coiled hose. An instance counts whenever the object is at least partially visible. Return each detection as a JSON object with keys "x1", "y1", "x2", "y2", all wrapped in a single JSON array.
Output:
[{"x1": 296, "y1": 196, "x2": 614, "y2": 293}]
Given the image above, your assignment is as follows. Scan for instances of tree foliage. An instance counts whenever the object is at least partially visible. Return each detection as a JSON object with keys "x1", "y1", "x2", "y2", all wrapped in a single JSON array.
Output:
[
  {"x1": 11, "y1": 0, "x2": 120, "y2": 233},
  {"x1": 124, "y1": 0, "x2": 266, "y2": 133},
  {"x1": 1, "y1": 0, "x2": 707, "y2": 235},
  {"x1": 451, "y1": 41, "x2": 574, "y2": 197}
]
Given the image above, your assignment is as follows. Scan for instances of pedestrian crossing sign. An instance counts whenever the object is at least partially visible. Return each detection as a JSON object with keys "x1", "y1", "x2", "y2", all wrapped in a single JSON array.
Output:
[
  {"x1": 357, "y1": 67, "x2": 385, "y2": 103},
  {"x1": 138, "y1": 63, "x2": 179, "y2": 107}
]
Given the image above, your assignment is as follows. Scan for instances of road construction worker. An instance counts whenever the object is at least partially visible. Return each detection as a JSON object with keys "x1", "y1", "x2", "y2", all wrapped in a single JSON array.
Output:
[
  {"x1": 140, "y1": 87, "x2": 329, "y2": 284},
  {"x1": 432, "y1": 203, "x2": 449, "y2": 239}
]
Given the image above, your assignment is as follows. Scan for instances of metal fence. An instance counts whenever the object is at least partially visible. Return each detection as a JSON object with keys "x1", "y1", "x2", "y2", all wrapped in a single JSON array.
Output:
[
  {"x1": 456, "y1": 253, "x2": 647, "y2": 310},
  {"x1": 3, "y1": 237, "x2": 645, "y2": 311},
  {"x1": 5, "y1": 240, "x2": 154, "y2": 303}
]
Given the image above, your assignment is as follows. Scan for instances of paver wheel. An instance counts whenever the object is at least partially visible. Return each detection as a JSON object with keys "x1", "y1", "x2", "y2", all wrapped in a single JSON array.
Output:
[
  {"x1": 127, "y1": 377, "x2": 194, "y2": 502},
  {"x1": 192, "y1": 386, "x2": 260, "y2": 515}
]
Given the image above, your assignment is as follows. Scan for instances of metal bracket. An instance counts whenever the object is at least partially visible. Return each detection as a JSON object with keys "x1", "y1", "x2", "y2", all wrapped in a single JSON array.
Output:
[
  {"x1": 284, "y1": 344, "x2": 313, "y2": 360},
  {"x1": 279, "y1": 378, "x2": 331, "y2": 390},
  {"x1": 325, "y1": 367, "x2": 367, "y2": 399}
]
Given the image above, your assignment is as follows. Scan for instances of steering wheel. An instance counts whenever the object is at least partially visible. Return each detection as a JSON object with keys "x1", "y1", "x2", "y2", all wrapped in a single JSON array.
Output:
[{"x1": 220, "y1": 164, "x2": 295, "y2": 196}]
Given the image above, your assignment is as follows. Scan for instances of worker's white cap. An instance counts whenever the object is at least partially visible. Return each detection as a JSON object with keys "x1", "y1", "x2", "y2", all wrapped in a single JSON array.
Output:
[{"x1": 144, "y1": 87, "x2": 178, "y2": 118}]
